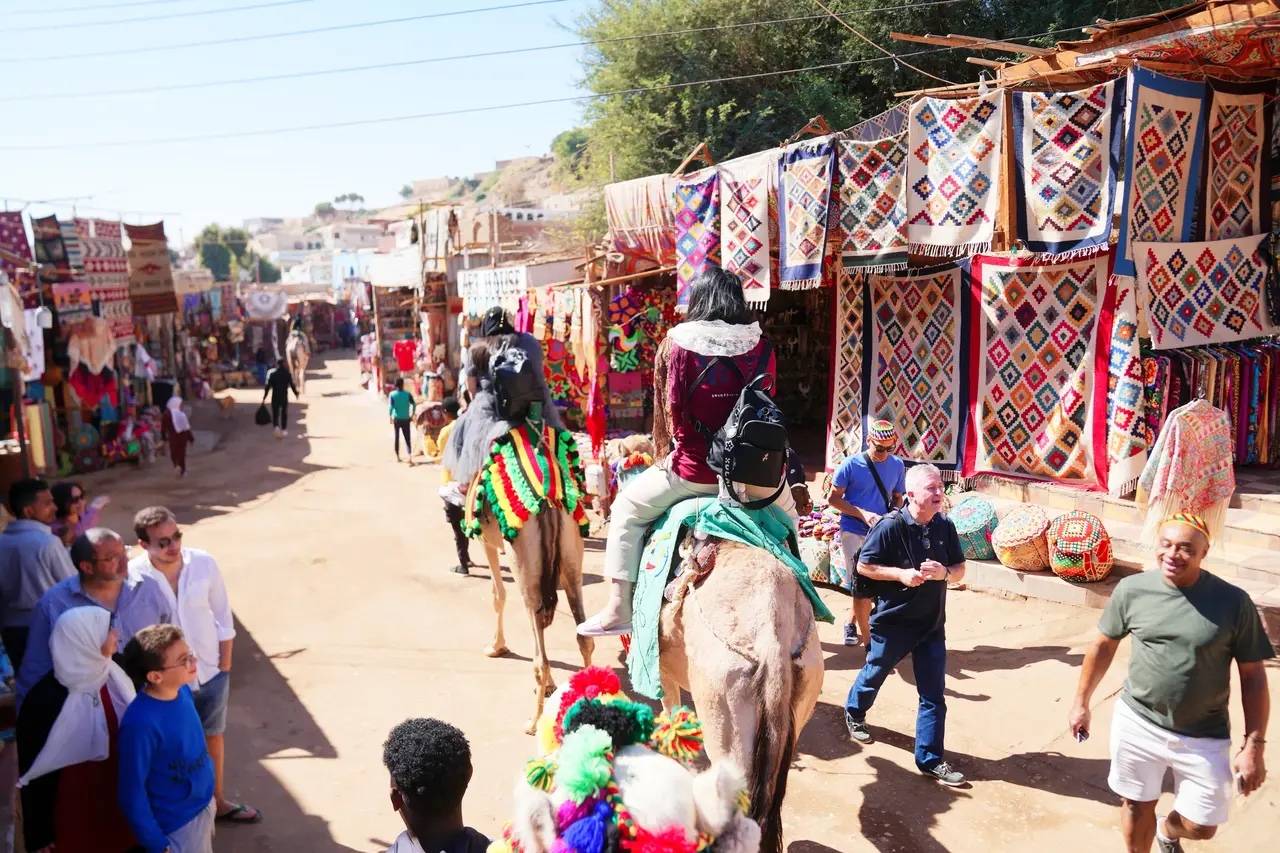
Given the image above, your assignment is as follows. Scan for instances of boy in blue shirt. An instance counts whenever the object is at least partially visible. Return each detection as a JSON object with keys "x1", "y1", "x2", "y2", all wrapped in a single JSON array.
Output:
[
  {"x1": 826, "y1": 419, "x2": 905, "y2": 647},
  {"x1": 119, "y1": 624, "x2": 216, "y2": 853}
]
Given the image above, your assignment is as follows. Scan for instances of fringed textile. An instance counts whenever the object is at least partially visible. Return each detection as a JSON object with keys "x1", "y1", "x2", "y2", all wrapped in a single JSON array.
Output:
[
  {"x1": 718, "y1": 150, "x2": 776, "y2": 309},
  {"x1": 1105, "y1": 276, "x2": 1148, "y2": 496},
  {"x1": 604, "y1": 173, "x2": 677, "y2": 265},
  {"x1": 825, "y1": 270, "x2": 865, "y2": 468},
  {"x1": 671, "y1": 168, "x2": 720, "y2": 310},
  {"x1": 1203, "y1": 80, "x2": 1273, "y2": 240},
  {"x1": 835, "y1": 134, "x2": 909, "y2": 273},
  {"x1": 77, "y1": 219, "x2": 134, "y2": 345},
  {"x1": 1138, "y1": 399, "x2": 1235, "y2": 545},
  {"x1": 124, "y1": 221, "x2": 177, "y2": 316},
  {"x1": 777, "y1": 136, "x2": 834, "y2": 290},
  {"x1": 462, "y1": 424, "x2": 589, "y2": 542}
]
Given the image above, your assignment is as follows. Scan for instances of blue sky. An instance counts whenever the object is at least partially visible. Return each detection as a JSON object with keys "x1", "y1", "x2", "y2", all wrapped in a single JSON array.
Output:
[{"x1": 1, "y1": 0, "x2": 597, "y2": 244}]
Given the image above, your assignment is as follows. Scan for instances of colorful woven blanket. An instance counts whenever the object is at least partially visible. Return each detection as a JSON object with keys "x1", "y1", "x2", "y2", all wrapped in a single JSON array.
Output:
[
  {"x1": 1105, "y1": 278, "x2": 1148, "y2": 496},
  {"x1": 124, "y1": 221, "x2": 177, "y2": 316},
  {"x1": 965, "y1": 251, "x2": 1113, "y2": 488},
  {"x1": 1012, "y1": 80, "x2": 1123, "y2": 255},
  {"x1": 835, "y1": 134, "x2": 908, "y2": 273},
  {"x1": 867, "y1": 262, "x2": 968, "y2": 468},
  {"x1": 1138, "y1": 399, "x2": 1235, "y2": 543},
  {"x1": 0, "y1": 211, "x2": 31, "y2": 279},
  {"x1": 51, "y1": 281, "x2": 93, "y2": 323},
  {"x1": 671, "y1": 168, "x2": 721, "y2": 310},
  {"x1": 719, "y1": 150, "x2": 776, "y2": 308},
  {"x1": 31, "y1": 215, "x2": 70, "y2": 281},
  {"x1": 778, "y1": 136, "x2": 834, "y2": 290},
  {"x1": 826, "y1": 270, "x2": 865, "y2": 468},
  {"x1": 907, "y1": 94, "x2": 1003, "y2": 256},
  {"x1": 604, "y1": 173, "x2": 677, "y2": 265},
  {"x1": 1137, "y1": 233, "x2": 1270, "y2": 350},
  {"x1": 1203, "y1": 80, "x2": 1272, "y2": 241},
  {"x1": 1115, "y1": 68, "x2": 1207, "y2": 277},
  {"x1": 462, "y1": 424, "x2": 589, "y2": 543},
  {"x1": 77, "y1": 219, "x2": 134, "y2": 344}
]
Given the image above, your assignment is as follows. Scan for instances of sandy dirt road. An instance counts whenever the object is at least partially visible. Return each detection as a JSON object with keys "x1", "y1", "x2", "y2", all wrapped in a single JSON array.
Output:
[{"x1": 76, "y1": 353, "x2": 1277, "y2": 852}]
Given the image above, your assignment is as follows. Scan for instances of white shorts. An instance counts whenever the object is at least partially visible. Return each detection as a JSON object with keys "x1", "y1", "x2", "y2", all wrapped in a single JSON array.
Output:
[{"x1": 1107, "y1": 699, "x2": 1233, "y2": 826}]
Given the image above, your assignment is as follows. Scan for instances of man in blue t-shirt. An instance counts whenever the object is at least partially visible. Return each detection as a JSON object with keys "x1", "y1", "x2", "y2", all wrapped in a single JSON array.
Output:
[
  {"x1": 826, "y1": 419, "x2": 905, "y2": 647},
  {"x1": 844, "y1": 463, "x2": 968, "y2": 787}
]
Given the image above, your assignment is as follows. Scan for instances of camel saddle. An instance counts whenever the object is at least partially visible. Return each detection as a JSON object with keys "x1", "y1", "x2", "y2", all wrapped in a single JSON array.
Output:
[{"x1": 627, "y1": 497, "x2": 834, "y2": 700}]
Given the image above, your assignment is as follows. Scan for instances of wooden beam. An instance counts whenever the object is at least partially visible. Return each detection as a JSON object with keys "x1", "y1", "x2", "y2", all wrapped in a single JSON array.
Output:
[
  {"x1": 894, "y1": 80, "x2": 981, "y2": 98},
  {"x1": 945, "y1": 34, "x2": 1052, "y2": 56},
  {"x1": 890, "y1": 31, "x2": 970, "y2": 48},
  {"x1": 966, "y1": 57, "x2": 1007, "y2": 67}
]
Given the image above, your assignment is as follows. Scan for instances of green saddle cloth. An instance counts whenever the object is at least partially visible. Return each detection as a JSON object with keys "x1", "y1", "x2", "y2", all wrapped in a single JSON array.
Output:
[{"x1": 627, "y1": 497, "x2": 834, "y2": 700}]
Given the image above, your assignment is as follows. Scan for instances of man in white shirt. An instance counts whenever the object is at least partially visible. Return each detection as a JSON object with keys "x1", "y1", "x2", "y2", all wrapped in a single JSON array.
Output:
[{"x1": 130, "y1": 505, "x2": 262, "y2": 826}]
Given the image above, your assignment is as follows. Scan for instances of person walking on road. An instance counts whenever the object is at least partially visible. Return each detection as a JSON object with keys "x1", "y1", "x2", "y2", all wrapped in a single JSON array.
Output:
[
  {"x1": 1069, "y1": 513, "x2": 1272, "y2": 853},
  {"x1": 0, "y1": 480, "x2": 77, "y2": 669},
  {"x1": 844, "y1": 463, "x2": 968, "y2": 786},
  {"x1": 827, "y1": 419, "x2": 906, "y2": 647},
  {"x1": 389, "y1": 378, "x2": 416, "y2": 464},
  {"x1": 162, "y1": 395, "x2": 194, "y2": 478},
  {"x1": 263, "y1": 358, "x2": 299, "y2": 438}
]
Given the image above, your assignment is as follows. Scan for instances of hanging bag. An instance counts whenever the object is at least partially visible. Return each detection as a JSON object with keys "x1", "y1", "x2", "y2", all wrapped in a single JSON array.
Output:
[{"x1": 254, "y1": 403, "x2": 271, "y2": 426}]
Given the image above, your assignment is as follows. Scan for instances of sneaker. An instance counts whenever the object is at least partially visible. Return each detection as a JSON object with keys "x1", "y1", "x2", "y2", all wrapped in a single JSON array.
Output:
[
  {"x1": 843, "y1": 623, "x2": 860, "y2": 647},
  {"x1": 452, "y1": 564, "x2": 469, "y2": 575},
  {"x1": 1155, "y1": 815, "x2": 1183, "y2": 853},
  {"x1": 845, "y1": 712, "x2": 873, "y2": 744},
  {"x1": 920, "y1": 761, "x2": 965, "y2": 787}
]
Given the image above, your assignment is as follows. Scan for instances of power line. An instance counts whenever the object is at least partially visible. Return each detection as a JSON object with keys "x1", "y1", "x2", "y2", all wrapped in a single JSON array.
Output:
[
  {"x1": 0, "y1": 0, "x2": 311, "y2": 32},
  {"x1": 0, "y1": 25, "x2": 1091, "y2": 152},
  {"x1": 0, "y1": 0, "x2": 574, "y2": 61},
  {"x1": 0, "y1": 0, "x2": 969, "y2": 102},
  {"x1": 4, "y1": 0, "x2": 201, "y2": 14}
]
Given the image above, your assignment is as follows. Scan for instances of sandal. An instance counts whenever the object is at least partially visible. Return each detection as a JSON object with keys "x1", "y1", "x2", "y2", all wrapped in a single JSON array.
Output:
[
  {"x1": 576, "y1": 615, "x2": 632, "y2": 638},
  {"x1": 216, "y1": 803, "x2": 263, "y2": 824}
]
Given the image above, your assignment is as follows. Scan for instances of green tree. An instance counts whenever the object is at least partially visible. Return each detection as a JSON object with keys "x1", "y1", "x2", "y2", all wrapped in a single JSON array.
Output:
[
  {"x1": 314, "y1": 201, "x2": 336, "y2": 217},
  {"x1": 399, "y1": 184, "x2": 414, "y2": 199},
  {"x1": 551, "y1": 127, "x2": 591, "y2": 181},
  {"x1": 194, "y1": 224, "x2": 281, "y2": 283}
]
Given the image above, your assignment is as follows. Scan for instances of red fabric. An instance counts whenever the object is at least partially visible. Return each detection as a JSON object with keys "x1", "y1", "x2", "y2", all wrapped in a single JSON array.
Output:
[
  {"x1": 392, "y1": 339, "x2": 416, "y2": 372},
  {"x1": 53, "y1": 686, "x2": 137, "y2": 852},
  {"x1": 67, "y1": 366, "x2": 119, "y2": 409},
  {"x1": 163, "y1": 410, "x2": 191, "y2": 473},
  {"x1": 667, "y1": 339, "x2": 775, "y2": 483}
]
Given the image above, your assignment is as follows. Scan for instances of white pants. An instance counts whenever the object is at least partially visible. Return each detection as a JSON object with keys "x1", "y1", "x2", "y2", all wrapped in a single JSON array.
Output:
[
  {"x1": 167, "y1": 799, "x2": 216, "y2": 853},
  {"x1": 1108, "y1": 699, "x2": 1232, "y2": 826},
  {"x1": 603, "y1": 462, "x2": 797, "y2": 583}
]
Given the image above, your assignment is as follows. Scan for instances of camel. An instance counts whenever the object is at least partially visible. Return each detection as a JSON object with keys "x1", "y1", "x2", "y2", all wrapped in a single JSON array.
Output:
[
  {"x1": 656, "y1": 537, "x2": 825, "y2": 853},
  {"x1": 477, "y1": 508, "x2": 595, "y2": 734},
  {"x1": 285, "y1": 330, "x2": 310, "y2": 394}
]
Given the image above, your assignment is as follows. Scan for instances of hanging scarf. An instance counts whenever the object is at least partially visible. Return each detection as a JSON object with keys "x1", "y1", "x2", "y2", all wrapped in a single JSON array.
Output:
[
  {"x1": 777, "y1": 136, "x2": 835, "y2": 290},
  {"x1": 718, "y1": 150, "x2": 777, "y2": 308},
  {"x1": 18, "y1": 607, "x2": 136, "y2": 787},
  {"x1": 671, "y1": 168, "x2": 721, "y2": 310}
]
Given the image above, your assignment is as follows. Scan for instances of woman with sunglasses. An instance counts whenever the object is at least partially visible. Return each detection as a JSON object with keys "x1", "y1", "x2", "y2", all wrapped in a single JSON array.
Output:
[{"x1": 49, "y1": 482, "x2": 110, "y2": 549}]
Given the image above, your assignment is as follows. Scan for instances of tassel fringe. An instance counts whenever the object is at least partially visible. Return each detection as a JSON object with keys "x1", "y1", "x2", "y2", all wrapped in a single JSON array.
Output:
[
  {"x1": 779, "y1": 278, "x2": 822, "y2": 291},
  {"x1": 908, "y1": 240, "x2": 991, "y2": 258},
  {"x1": 847, "y1": 260, "x2": 908, "y2": 275}
]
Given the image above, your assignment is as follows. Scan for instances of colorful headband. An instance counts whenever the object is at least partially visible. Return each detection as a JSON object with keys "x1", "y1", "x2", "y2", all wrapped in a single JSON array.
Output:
[{"x1": 1163, "y1": 512, "x2": 1211, "y2": 541}]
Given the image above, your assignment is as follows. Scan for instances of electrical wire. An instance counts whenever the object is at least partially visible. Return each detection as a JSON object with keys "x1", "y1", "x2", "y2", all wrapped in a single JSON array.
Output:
[
  {"x1": 0, "y1": 0, "x2": 575, "y2": 61},
  {"x1": 0, "y1": 0, "x2": 969, "y2": 101},
  {"x1": 0, "y1": 0, "x2": 311, "y2": 32},
  {"x1": 0, "y1": 23, "x2": 1094, "y2": 152},
  {"x1": 4, "y1": 0, "x2": 199, "y2": 14}
]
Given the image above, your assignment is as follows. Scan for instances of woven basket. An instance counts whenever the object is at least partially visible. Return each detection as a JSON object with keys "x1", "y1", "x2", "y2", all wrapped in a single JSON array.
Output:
[
  {"x1": 1047, "y1": 510, "x2": 1114, "y2": 583},
  {"x1": 951, "y1": 496, "x2": 998, "y2": 560},
  {"x1": 992, "y1": 505, "x2": 1051, "y2": 571}
]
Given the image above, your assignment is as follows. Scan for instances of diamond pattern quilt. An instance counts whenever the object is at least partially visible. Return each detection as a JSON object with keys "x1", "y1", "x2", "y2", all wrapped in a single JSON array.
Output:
[
  {"x1": 826, "y1": 270, "x2": 865, "y2": 469},
  {"x1": 1203, "y1": 80, "x2": 1272, "y2": 240},
  {"x1": 1012, "y1": 80, "x2": 1123, "y2": 255},
  {"x1": 1105, "y1": 276, "x2": 1147, "y2": 495},
  {"x1": 835, "y1": 134, "x2": 908, "y2": 273},
  {"x1": 778, "y1": 136, "x2": 834, "y2": 290},
  {"x1": 1114, "y1": 67, "x2": 1207, "y2": 277},
  {"x1": 719, "y1": 149, "x2": 777, "y2": 308},
  {"x1": 965, "y1": 251, "x2": 1114, "y2": 488},
  {"x1": 671, "y1": 167, "x2": 720, "y2": 310},
  {"x1": 1136, "y1": 233, "x2": 1271, "y2": 350}
]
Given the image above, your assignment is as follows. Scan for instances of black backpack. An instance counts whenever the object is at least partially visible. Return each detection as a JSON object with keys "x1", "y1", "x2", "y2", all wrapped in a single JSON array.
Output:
[
  {"x1": 686, "y1": 341, "x2": 789, "y2": 509},
  {"x1": 491, "y1": 345, "x2": 543, "y2": 421}
]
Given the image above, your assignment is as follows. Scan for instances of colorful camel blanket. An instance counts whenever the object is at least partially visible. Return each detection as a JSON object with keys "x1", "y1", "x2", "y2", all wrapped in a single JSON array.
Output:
[
  {"x1": 462, "y1": 424, "x2": 589, "y2": 543},
  {"x1": 835, "y1": 133, "x2": 908, "y2": 273},
  {"x1": 1114, "y1": 68, "x2": 1207, "y2": 277},
  {"x1": 867, "y1": 262, "x2": 968, "y2": 469},
  {"x1": 628, "y1": 497, "x2": 833, "y2": 700},
  {"x1": 965, "y1": 251, "x2": 1114, "y2": 488},
  {"x1": 907, "y1": 94, "x2": 1003, "y2": 256},
  {"x1": 719, "y1": 150, "x2": 776, "y2": 308},
  {"x1": 1203, "y1": 80, "x2": 1272, "y2": 240},
  {"x1": 1012, "y1": 80, "x2": 1124, "y2": 255},
  {"x1": 1136, "y1": 233, "x2": 1270, "y2": 350},
  {"x1": 672, "y1": 168, "x2": 721, "y2": 310},
  {"x1": 1105, "y1": 278, "x2": 1148, "y2": 496},
  {"x1": 777, "y1": 136, "x2": 835, "y2": 290}
]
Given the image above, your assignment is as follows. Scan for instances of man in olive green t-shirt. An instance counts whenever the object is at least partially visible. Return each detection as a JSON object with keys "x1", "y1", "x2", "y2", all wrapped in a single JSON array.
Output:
[{"x1": 1069, "y1": 515, "x2": 1272, "y2": 853}]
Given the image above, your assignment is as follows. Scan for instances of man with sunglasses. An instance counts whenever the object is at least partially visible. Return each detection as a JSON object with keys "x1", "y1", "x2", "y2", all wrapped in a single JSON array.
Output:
[
  {"x1": 843, "y1": 463, "x2": 968, "y2": 787},
  {"x1": 130, "y1": 506, "x2": 262, "y2": 827}
]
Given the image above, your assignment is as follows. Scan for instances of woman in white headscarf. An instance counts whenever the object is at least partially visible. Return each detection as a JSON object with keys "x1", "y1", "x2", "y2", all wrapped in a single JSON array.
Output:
[
  {"x1": 16, "y1": 607, "x2": 138, "y2": 853},
  {"x1": 162, "y1": 394, "x2": 193, "y2": 477}
]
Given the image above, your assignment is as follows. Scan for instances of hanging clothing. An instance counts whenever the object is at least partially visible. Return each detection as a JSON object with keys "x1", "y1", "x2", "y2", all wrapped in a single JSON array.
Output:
[{"x1": 1138, "y1": 399, "x2": 1236, "y2": 544}]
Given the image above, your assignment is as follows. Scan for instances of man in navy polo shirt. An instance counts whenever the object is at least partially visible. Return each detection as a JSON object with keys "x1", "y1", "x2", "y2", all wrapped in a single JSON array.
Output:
[{"x1": 844, "y1": 463, "x2": 968, "y2": 786}]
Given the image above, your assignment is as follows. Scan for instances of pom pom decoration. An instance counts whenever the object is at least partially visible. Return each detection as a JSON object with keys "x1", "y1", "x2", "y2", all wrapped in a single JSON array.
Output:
[
  {"x1": 562, "y1": 699, "x2": 655, "y2": 751},
  {"x1": 627, "y1": 826, "x2": 698, "y2": 853},
  {"x1": 557, "y1": 797, "x2": 600, "y2": 831},
  {"x1": 556, "y1": 725, "x2": 615, "y2": 803},
  {"x1": 569, "y1": 667, "x2": 622, "y2": 701},
  {"x1": 525, "y1": 757, "x2": 557, "y2": 792},
  {"x1": 560, "y1": 801, "x2": 612, "y2": 853},
  {"x1": 487, "y1": 839, "x2": 515, "y2": 853},
  {"x1": 649, "y1": 708, "x2": 703, "y2": 765}
]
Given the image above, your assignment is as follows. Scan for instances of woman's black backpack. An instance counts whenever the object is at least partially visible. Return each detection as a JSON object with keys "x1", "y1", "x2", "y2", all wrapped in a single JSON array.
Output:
[{"x1": 491, "y1": 345, "x2": 543, "y2": 421}]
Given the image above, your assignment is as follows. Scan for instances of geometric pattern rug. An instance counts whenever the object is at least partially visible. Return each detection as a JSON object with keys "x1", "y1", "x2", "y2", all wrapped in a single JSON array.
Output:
[
  {"x1": 1203, "y1": 80, "x2": 1272, "y2": 240},
  {"x1": 1105, "y1": 275, "x2": 1148, "y2": 496},
  {"x1": 719, "y1": 149, "x2": 776, "y2": 308},
  {"x1": 1115, "y1": 67, "x2": 1207, "y2": 276},
  {"x1": 778, "y1": 136, "x2": 834, "y2": 290},
  {"x1": 1012, "y1": 79, "x2": 1123, "y2": 255},
  {"x1": 835, "y1": 134, "x2": 908, "y2": 273},
  {"x1": 671, "y1": 167, "x2": 721, "y2": 310},
  {"x1": 867, "y1": 262, "x2": 966, "y2": 467},
  {"x1": 1137, "y1": 232, "x2": 1271, "y2": 350},
  {"x1": 826, "y1": 269, "x2": 865, "y2": 469},
  {"x1": 76, "y1": 218, "x2": 135, "y2": 345},
  {"x1": 965, "y1": 251, "x2": 1114, "y2": 488}
]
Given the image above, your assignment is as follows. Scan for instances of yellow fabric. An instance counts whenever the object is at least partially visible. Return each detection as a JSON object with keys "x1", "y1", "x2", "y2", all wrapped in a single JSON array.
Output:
[{"x1": 436, "y1": 420, "x2": 456, "y2": 482}]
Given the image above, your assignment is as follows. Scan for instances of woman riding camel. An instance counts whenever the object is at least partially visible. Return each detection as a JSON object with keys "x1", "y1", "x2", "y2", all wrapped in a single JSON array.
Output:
[{"x1": 578, "y1": 266, "x2": 791, "y2": 637}]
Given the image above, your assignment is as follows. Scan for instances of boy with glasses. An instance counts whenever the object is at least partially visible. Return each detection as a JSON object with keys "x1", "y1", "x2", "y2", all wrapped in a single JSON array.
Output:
[
  {"x1": 131, "y1": 507, "x2": 260, "y2": 826},
  {"x1": 118, "y1": 624, "x2": 216, "y2": 852}
]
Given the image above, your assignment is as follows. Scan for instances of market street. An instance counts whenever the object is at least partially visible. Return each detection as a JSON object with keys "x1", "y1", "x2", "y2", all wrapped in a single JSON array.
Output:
[{"x1": 77, "y1": 352, "x2": 1278, "y2": 853}]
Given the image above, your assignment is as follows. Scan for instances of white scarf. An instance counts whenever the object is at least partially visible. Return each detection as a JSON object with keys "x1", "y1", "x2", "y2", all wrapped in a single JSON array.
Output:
[
  {"x1": 666, "y1": 320, "x2": 762, "y2": 358},
  {"x1": 18, "y1": 607, "x2": 136, "y2": 787},
  {"x1": 167, "y1": 395, "x2": 191, "y2": 433}
]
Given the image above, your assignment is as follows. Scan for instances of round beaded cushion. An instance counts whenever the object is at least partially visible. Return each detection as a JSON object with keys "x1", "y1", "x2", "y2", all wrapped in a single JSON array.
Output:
[
  {"x1": 992, "y1": 505, "x2": 1051, "y2": 571},
  {"x1": 1047, "y1": 510, "x2": 1114, "y2": 583},
  {"x1": 950, "y1": 496, "x2": 998, "y2": 560}
]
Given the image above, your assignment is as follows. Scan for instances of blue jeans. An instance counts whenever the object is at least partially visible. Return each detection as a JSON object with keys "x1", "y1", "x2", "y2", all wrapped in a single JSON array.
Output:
[{"x1": 845, "y1": 622, "x2": 947, "y2": 770}]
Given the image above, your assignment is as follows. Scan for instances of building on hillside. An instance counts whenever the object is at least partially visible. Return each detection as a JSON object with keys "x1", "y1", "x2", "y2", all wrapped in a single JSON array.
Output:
[{"x1": 313, "y1": 222, "x2": 384, "y2": 251}]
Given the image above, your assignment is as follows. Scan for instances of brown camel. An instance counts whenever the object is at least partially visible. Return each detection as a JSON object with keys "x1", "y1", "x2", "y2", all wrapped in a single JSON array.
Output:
[
  {"x1": 657, "y1": 539, "x2": 825, "y2": 853},
  {"x1": 478, "y1": 507, "x2": 595, "y2": 734}
]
